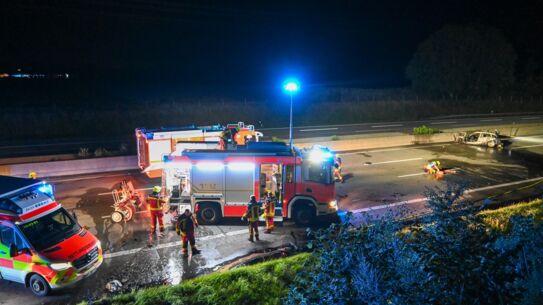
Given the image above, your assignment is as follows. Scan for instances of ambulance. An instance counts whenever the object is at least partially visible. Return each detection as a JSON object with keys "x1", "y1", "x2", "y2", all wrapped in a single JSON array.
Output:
[{"x1": 0, "y1": 176, "x2": 103, "y2": 296}]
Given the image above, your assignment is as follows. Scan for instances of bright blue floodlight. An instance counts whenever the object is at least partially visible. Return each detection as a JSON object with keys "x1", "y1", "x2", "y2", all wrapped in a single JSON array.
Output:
[
  {"x1": 283, "y1": 79, "x2": 300, "y2": 93},
  {"x1": 283, "y1": 78, "x2": 300, "y2": 148}
]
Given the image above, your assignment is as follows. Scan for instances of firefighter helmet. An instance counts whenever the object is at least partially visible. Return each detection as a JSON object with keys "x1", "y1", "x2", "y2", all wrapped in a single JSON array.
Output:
[
  {"x1": 28, "y1": 171, "x2": 38, "y2": 179},
  {"x1": 152, "y1": 186, "x2": 162, "y2": 193}
]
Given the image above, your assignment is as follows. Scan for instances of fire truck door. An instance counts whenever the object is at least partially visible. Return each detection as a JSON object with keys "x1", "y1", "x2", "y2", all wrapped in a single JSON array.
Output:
[{"x1": 282, "y1": 165, "x2": 295, "y2": 203}]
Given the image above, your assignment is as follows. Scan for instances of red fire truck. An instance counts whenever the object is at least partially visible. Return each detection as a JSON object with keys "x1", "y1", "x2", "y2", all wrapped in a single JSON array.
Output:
[
  {"x1": 0, "y1": 176, "x2": 103, "y2": 296},
  {"x1": 136, "y1": 122, "x2": 263, "y2": 178},
  {"x1": 161, "y1": 143, "x2": 338, "y2": 226}
]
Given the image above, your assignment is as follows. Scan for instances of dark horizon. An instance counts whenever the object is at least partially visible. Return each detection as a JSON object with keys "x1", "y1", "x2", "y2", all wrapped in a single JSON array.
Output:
[{"x1": 2, "y1": 0, "x2": 543, "y2": 102}]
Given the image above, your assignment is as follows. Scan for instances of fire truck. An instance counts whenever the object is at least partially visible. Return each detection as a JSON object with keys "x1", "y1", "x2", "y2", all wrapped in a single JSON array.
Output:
[
  {"x1": 0, "y1": 176, "x2": 103, "y2": 296},
  {"x1": 136, "y1": 122, "x2": 263, "y2": 178},
  {"x1": 160, "y1": 143, "x2": 338, "y2": 226}
]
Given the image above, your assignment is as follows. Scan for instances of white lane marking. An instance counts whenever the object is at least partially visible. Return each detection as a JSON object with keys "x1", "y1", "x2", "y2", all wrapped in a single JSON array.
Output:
[
  {"x1": 371, "y1": 124, "x2": 403, "y2": 128},
  {"x1": 356, "y1": 129, "x2": 393, "y2": 133},
  {"x1": 430, "y1": 121, "x2": 456, "y2": 125},
  {"x1": 512, "y1": 144, "x2": 543, "y2": 150},
  {"x1": 341, "y1": 144, "x2": 450, "y2": 156},
  {"x1": 366, "y1": 157, "x2": 423, "y2": 165},
  {"x1": 480, "y1": 118, "x2": 503, "y2": 122},
  {"x1": 397, "y1": 172, "x2": 426, "y2": 178},
  {"x1": 351, "y1": 197, "x2": 427, "y2": 214},
  {"x1": 350, "y1": 177, "x2": 543, "y2": 214},
  {"x1": 299, "y1": 128, "x2": 339, "y2": 132},
  {"x1": 103, "y1": 228, "x2": 248, "y2": 259},
  {"x1": 464, "y1": 176, "x2": 543, "y2": 194},
  {"x1": 521, "y1": 116, "x2": 541, "y2": 120}
]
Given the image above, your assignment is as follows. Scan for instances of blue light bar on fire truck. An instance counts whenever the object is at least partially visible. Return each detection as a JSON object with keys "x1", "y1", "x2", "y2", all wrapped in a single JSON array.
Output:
[{"x1": 308, "y1": 146, "x2": 334, "y2": 163}]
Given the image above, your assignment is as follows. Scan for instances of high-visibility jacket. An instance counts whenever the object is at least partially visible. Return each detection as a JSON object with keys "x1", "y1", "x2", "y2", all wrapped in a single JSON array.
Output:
[
  {"x1": 147, "y1": 195, "x2": 166, "y2": 212},
  {"x1": 262, "y1": 199, "x2": 275, "y2": 218},
  {"x1": 243, "y1": 201, "x2": 261, "y2": 222},
  {"x1": 426, "y1": 161, "x2": 440, "y2": 171}
]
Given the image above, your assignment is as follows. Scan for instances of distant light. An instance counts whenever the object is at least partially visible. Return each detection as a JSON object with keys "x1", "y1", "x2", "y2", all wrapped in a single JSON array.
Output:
[
  {"x1": 196, "y1": 162, "x2": 224, "y2": 171},
  {"x1": 283, "y1": 79, "x2": 300, "y2": 93},
  {"x1": 227, "y1": 162, "x2": 255, "y2": 171}
]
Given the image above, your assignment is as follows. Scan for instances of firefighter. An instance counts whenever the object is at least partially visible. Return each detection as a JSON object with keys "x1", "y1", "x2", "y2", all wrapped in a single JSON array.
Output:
[
  {"x1": 262, "y1": 192, "x2": 275, "y2": 234},
  {"x1": 176, "y1": 209, "x2": 201, "y2": 256},
  {"x1": 242, "y1": 195, "x2": 260, "y2": 242},
  {"x1": 425, "y1": 160, "x2": 441, "y2": 174},
  {"x1": 333, "y1": 163, "x2": 343, "y2": 182},
  {"x1": 147, "y1": 186, "x2": 166, "y2": 233},
  {"x1": 28, "y1": 171, "x2": 38, "y2": 179}
]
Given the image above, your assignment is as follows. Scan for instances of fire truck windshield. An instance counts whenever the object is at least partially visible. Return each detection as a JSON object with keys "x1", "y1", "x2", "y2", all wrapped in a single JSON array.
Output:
[
  {"x1": 18, "y1": 208, "x2": 81, "y2": 252},
  {"x1": 302, "y1": 161, "x2": 333, "y2": 184}
]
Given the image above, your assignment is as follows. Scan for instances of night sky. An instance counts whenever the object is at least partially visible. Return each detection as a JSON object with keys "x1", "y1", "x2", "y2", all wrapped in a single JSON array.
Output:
[{"x1": 1, "y1": 0, "x2": 543, "y2": 100}]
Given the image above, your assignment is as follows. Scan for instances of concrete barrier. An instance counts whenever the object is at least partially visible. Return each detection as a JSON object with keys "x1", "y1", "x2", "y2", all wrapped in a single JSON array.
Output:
[
  {"x1": 295, "y1": 122, "x2": 543, "y2": 152},
  {"x1": 0, "y1": 156, "x2": 138, "y2": 178},
  {"x1": 296, "y1": 132, "x2": 452, "y2": 151}
]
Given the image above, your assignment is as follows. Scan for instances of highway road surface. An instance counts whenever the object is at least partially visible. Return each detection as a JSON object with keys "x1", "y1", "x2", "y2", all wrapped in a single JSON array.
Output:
[
  {"x1": 1, "y1": 134, "x2": 543, "y2": 304},
  {"x1": 0, "y1": 114, "x2": 541, "y2": 158}
]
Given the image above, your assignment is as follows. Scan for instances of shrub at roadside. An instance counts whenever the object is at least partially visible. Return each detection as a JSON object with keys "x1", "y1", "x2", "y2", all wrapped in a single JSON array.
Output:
[
  {"x1": 85, "y1": 253, "x2": 313, "y2": 305},
  {"x1": 413, "y1": 124, "x2": 439, "y2": 135},
  {"x1": 285, "y1": 185, "x2": 543, "y2": 305}
]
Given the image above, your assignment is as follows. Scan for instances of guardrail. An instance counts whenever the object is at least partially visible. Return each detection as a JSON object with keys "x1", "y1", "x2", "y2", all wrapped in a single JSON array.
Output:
[{"x1": 0, "y1": 156, "x2": 138, "y2": 178}]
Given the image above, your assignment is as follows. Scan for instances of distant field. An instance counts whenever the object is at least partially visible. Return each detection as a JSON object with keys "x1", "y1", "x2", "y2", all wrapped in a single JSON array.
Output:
[{"x1": 1, "y1": 93, "x2": 542, "y2": 141}]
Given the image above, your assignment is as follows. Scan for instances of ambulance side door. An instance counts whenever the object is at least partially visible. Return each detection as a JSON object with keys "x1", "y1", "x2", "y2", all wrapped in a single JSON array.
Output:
[{"x1": 0, "y1": 224, "x2": 29, "y2": 284}]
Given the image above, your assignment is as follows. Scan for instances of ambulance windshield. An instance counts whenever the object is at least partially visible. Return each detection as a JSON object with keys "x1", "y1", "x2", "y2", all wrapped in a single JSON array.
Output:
[{"x1": 18, "y1": 208, "x2": 80, "y2": 251}]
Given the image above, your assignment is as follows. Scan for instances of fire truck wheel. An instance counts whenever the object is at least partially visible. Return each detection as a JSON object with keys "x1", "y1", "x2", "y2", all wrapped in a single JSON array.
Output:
[
  {"x1": 29, "y1": 274, "x2": 50, "y2": 297},
  {"x1": 197, "y1": 204, "x2": 221, "y2": 225},
  {"x1": 293, "y1": 205, "x2": 315, "y2": 227},
  {"x1": 111, "y1": 211, "x2": 124, "y2": 223}
]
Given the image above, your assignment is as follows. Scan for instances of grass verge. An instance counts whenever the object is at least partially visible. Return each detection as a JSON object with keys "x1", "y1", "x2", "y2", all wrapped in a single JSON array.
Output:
[
  {"x1": 479, "y1": 198, "x2": 543, "y2": 231},
  {"x1": 84, "y1": 253, "x2": 313, "y2": 305}
]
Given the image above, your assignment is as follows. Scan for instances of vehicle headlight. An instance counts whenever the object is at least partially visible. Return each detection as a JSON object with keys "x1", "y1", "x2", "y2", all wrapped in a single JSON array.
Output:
[
  {"x1": 328, "y1": 200, "x2": 338, "y2": 210},
  {"x1": 50, "y1": 262, "x2": 72, "y2": 271}
]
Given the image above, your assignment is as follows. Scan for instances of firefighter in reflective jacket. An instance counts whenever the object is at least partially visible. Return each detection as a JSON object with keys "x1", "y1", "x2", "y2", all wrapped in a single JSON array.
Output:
[
  {"x1": 262, "y1": 192, "x2": 275, "y2": 234},
  {"x1": 242, "y1": 195, "x2": 260, "y2": 242},
  {"x1": 176, "y1": 209, "x2": 201, "y2": 256},
  {"x1": 425, "y1": 160, "x2": 441, "y2": 175},
  {"x1": 147, "y1": 186, "x2": 166, "y2": 233}
]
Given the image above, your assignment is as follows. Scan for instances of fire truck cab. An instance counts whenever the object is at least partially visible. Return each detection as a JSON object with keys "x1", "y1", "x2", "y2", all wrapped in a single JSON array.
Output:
[
  {"x1": 161, "y1": 143, "x2": 338, "y2": 226},
  {"x1": 0, "y1": 176, "x2": 103, "y2": 296}
]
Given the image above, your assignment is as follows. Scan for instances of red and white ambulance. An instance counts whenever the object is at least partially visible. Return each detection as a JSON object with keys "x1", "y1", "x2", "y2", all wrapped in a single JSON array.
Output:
[{"x1": 0, "y1": 176, "x2": 103, "y2": 296}]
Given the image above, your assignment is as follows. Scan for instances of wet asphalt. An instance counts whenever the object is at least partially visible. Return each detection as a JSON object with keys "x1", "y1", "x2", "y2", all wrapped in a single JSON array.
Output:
[{"x1": 1, "y1": 134, "x2": 543, "y2": 304}]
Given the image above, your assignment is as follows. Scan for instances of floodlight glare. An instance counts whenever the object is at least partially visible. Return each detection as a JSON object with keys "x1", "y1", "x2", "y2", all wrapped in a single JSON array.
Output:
[{"x1": 283, "y1": 79, "x2": 300, "y2": 93}]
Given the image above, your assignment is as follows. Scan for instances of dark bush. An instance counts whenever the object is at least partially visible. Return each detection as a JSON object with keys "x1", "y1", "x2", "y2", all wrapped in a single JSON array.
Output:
[{"x1": 285, "y1": 184, "x2": 543, "y2": 305}]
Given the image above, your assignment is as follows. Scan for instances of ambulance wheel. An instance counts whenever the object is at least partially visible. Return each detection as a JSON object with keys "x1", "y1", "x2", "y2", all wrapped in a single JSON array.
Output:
[
  {"x1": 487, "y1": 141, "x2": 496, "y2": 148},
  {"x1": 111, "y1": 211, "x2": 124, "y2": 223},
  {"x1": 293, "y1": 205, "x2": 315, "y2": 227},
  {"x1": 197, "y1": 204, "x2": 221, "y2": 225},
  {"x1": 29, "y1": 274, "x2": 50, "y2": 297}
]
